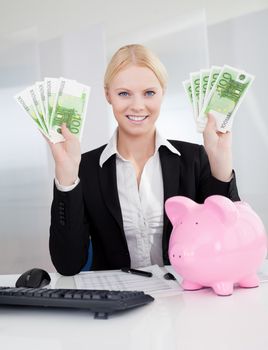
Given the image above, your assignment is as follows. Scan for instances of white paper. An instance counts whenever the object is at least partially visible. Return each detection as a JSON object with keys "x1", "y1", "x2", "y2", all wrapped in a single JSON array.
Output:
[{"x1": 74, "y1": 265, "x2": 183, "y2": 296}]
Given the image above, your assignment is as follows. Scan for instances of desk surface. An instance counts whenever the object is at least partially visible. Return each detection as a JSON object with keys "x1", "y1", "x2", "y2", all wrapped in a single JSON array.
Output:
[{"x1": 0, "y1": 269, "x2": 268, "y2": 350}]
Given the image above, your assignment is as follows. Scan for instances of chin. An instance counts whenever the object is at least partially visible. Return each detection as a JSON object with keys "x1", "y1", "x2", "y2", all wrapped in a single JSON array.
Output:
[{"x1": 123, "y1": 127, "x2": 155, "y2": 139}]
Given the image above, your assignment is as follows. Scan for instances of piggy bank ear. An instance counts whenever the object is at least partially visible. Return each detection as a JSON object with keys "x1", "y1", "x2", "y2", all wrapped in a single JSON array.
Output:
[
  {"x1": 204, "y1": 195, "x2": 238, "y2": 226},
  {"x1": 165, "y1": 196, "x2": 197, "y2": 226}
]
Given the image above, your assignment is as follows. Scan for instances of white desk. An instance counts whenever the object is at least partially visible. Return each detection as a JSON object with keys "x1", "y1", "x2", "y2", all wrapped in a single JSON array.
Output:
[{"x1": 1, "y1": 269, "x2": 268, "y2": 350}]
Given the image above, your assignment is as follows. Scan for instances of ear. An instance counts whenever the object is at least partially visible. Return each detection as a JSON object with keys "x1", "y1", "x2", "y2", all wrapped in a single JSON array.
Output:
[
  {"x1": 165, "y1": 196, "x2": 197, "y2": 226},
  {"x1": 204, "y1": 195, "x2": 238, "y2": 226},
  {"x1": 104, "y1": 87, "x2": 111, "y2": 104}
]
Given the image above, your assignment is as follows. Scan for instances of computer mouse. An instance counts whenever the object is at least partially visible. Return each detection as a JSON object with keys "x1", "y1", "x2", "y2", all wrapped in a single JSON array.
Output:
[
  {"x1": 163, "y1": 272, "x2": 176, "y2": 281},
  {"x1": 15, "y1": 268, "x2": 51, "y2": 288}
]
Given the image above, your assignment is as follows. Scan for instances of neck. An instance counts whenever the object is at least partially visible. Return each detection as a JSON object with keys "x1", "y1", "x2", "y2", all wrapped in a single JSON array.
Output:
[{"x1": 117, "y1": 128, "x2": 156, "y2": 162}]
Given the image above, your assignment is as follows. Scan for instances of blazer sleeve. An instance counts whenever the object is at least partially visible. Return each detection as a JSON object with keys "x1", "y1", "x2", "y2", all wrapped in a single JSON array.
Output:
[
  {"x1": 49, "y1": 181, "x2": 90, "y2": 276},
  {"x1": 196, "y1": 145, "x2": 240, "y2": 203}
]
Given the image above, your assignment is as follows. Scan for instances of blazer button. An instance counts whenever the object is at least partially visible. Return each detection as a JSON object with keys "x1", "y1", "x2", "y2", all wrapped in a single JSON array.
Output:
[{"x1": 59, "y1": 220, "x2": 65, "y2": 226}]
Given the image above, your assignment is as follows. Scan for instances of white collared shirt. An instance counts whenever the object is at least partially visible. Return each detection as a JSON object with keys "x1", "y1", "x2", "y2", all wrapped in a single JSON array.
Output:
[
  {"x1": 99, "y1": 129, "x2": 180, "y2": 268},
  {"x1": 56, "y1": 129, "x2": 181, "y2": 268}
]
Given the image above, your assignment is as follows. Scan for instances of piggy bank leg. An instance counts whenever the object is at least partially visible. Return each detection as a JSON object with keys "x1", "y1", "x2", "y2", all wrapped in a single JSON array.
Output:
[
  {"x1": 182, "y1": 280, "x2": 203, "y2": 291},
  {"x1": 212, "y1": 282, "x2": 234, "y2": 296},
  {"x1": 238, "y1": 274, "x2": 259, "y2": 288}
]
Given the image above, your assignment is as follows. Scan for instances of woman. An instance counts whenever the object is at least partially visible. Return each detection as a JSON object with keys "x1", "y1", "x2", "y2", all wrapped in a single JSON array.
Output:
[{"x1": 49, "y1": 44, "x2": 240, "y2": 275}]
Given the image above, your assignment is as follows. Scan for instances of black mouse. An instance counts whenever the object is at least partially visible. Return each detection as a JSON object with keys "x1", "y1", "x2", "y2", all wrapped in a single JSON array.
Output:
[
  {"x1": 163, "y1": 272, "x2": 176, "y2": 281},
  {"x1": 15, "y1": 268, "x2": 51, "y2": 288}
]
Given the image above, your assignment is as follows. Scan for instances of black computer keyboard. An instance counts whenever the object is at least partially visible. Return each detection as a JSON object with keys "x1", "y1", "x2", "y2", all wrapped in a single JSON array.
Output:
[{"x1": 0, "y1": 286, "x2": 154, "y2": 319}]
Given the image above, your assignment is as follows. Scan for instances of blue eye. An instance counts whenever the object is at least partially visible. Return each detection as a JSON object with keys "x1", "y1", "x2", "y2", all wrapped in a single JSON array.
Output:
[
  {"x1": 145, "y1": 91, "x2": 155, "y2": 96},
  {"x1": 118, "y1": 91, "x2": 129, "y2": 97}
]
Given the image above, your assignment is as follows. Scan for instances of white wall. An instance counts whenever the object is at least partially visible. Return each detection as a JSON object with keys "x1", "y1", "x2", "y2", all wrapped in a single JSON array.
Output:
[
  {"x1": 208, "y1": 9, "x2": 268, "y2": 229},
  {"x1": 0, "y1": 7, "x2": 267, "y2": 273},
  {"x1": 0, "y1": 25, "x2": 107, "y2": 274}
]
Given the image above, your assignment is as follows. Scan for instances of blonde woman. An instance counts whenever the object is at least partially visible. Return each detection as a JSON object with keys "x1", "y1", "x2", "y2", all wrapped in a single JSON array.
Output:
[{"x1": 49, "y1": 44, "x2": 239, "y2": 275}]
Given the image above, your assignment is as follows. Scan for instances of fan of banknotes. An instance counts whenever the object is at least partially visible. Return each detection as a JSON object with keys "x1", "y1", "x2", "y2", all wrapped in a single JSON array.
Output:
[
  {"x1": 182, "y1": 65, "x2": 254, "y2": 133},
  {"x1": 14, "y1": 78, "x2": 91, "y2": 143}
]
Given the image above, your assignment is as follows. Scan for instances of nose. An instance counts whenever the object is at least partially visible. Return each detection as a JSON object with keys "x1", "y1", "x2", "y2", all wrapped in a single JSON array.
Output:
[{"x1": 130, "y1": 95, "x2": 145, "y2": 113}]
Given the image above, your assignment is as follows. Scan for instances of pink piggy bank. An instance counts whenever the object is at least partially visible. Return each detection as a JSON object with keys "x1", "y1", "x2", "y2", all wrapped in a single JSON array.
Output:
[{"x1": 165, "y1": 195, "x2": 267, "y2": 296}]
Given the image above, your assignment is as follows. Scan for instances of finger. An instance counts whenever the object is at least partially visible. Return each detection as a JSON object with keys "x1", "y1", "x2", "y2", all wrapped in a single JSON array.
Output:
[
  {"x1": 206, "y1": 113, "x2": 217, "y2": 130},
  {"x1": 61, "y1": 123, "x2": 74, "y2": 139}
]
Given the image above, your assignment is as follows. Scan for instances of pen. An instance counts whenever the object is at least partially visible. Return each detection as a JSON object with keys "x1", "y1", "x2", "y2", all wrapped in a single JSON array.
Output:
[{"x1": 121, "y1": 268, "x2": 153, "y2": 278}]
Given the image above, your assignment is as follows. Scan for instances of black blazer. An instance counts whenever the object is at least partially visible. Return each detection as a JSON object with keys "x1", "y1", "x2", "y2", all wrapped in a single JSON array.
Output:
[{"x1": 49, "y1": 140, "x2": 240, "y2": 275}]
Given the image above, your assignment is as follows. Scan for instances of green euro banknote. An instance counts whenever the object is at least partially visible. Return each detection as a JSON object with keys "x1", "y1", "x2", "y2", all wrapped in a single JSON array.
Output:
[
  {"x1": 29, "y1": 85, "x2": 49, "y2": 134},
  {"x1": 190, "y1": 72, "x2": 200, "y2": 121},
  {"x1": 203, "y1": 66, "x2": 221, "y2": 106},
  {"x1": 182, "y1": 80, "x2": 193, "y2": 108},
  {"x1": 14, "y1": 78, "x2": 91, "y2": 143},
  {"x1": 198, "y1": 65, "x2": 255, "y2": 132},
  {"x1": 199, "y1": 69, "x2": 210, "y2": 114},
  {"x1": 14, "y1": 88, "x2": 49, "y2": 137},
  {"x1": 44, "y1": 78, "x2": 60, "y2": 128},
  {"x1": 35, "y1": 81, "x2": 48, "y2": 126},
  {"x1": 49, "y1": 78, "x2": 90, "y2": 143}
]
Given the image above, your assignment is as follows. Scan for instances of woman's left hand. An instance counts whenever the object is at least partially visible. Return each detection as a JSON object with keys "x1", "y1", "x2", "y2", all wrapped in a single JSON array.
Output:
[{"x1": 203, "y1": 113, "x2": 233, "y2": 182}]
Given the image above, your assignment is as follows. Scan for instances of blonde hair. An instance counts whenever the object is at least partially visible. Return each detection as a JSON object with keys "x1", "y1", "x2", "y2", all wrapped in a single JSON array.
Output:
[{"x1": 104, "y1": 44, "x2": 168, "y2": 92}]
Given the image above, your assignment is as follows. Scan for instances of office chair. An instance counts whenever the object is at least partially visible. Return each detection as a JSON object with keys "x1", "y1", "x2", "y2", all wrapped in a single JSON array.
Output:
[{"x1": 81, "y1": 240, "x2": 93, "y2": 271}]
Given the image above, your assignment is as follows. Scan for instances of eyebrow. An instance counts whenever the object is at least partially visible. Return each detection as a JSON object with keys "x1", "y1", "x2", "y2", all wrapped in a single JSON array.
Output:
[{"x1": 114, "y1": 87, "x2": 159, "y2": 91}]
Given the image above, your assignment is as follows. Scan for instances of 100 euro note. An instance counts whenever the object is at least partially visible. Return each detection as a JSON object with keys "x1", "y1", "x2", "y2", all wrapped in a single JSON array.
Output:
[
  {"x1": 182, "y1": 80, "x2": 193, "y2": 110},
  {"x1": 14, "y1": 88, "x2": 49, "y2": 137},
  {"x1": 35, "y1": 81, "x2": 48, "y2": 126},
  {"x1": 49, "y1": 78, "x2": 90, "y2": 143},
  {"x1": 203, "y1": 66, "x2": 221, "y2": 106},
  {"x1": 198, "y1": 65, "x2": 255, "y2": 132},
  {"x1": 190, "y1": 71, "x2": 200, "y2": 122},
  {"x1": 199, "y1": 69, "x2": 210, "y2": 113},
  {"x1": 28, "y1": 85, "x2": 49, "y2": 135},
  {"x1": 44, "y1": 78, "x2": 60, "y2": 128}
]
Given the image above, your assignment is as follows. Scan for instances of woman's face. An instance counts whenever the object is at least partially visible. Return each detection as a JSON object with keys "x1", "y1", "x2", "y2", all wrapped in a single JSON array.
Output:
[{"x1": 106, "y1": 65, "x2": 164, "y2": 137}]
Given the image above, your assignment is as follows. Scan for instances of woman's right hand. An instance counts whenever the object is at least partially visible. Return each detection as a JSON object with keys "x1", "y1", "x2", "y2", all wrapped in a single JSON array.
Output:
[{"x1": 48, "y1": 124, "x2": 81, "y2": 186}]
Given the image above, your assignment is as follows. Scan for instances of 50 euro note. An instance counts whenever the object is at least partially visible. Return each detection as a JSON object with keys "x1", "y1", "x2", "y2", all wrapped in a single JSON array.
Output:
[
  {"x1": 49, "y1": 78, "x2": 90, "y2": 143},
  {"x1": 198, "y1": 65, "x2": 255, "y2": 132}
]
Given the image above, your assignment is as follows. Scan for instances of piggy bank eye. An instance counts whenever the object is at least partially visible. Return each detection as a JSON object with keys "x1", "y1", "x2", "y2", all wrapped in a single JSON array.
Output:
[{"x1": 195, "y1": 221, "x2": 199, "y2": 225}]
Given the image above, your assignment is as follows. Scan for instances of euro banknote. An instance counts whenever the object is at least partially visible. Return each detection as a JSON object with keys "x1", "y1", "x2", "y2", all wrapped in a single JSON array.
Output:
[
  {"x1": 183, "y1": 65, "x2": 254, "y2": 133},
  {"x1": 14, "y1": 78, "x2": 91, "y2": 143}
]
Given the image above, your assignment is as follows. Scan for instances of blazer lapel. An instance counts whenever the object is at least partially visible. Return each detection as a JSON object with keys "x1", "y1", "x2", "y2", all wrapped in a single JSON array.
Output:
[
  {"x1": 159, "y1": 145, "x2": 181, "y2": 263},
  {"x1": 99, "y1": 155, "x2": 125, "y2": 236}
]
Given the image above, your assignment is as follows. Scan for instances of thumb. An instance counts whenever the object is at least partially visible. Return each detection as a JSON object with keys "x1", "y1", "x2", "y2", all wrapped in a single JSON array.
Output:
[
  {"x1": 61, "y1": 123, "x2": 74, "y2": 139},
  {"x1": 206, "y1": 112, "x2": 217, "y2": 129},
  {"x1": 204, "y1": 113, "x2": 217, "y2": 135}
]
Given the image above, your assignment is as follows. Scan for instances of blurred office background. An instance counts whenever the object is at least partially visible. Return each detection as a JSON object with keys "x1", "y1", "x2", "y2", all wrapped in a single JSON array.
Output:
[{"x1": 0, "y1": 0, "x2": 268, "y2": 273}]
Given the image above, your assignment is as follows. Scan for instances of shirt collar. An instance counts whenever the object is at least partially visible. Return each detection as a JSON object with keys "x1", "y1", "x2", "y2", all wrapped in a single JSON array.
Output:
[{"x1": 99, "y1": 128, "x2": 181, "y2": 167}]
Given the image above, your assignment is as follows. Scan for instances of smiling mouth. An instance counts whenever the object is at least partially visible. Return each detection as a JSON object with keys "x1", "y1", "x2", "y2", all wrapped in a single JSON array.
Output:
[{"x1": 126, "y1": 115, "x2": 148, "y2": 122}]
